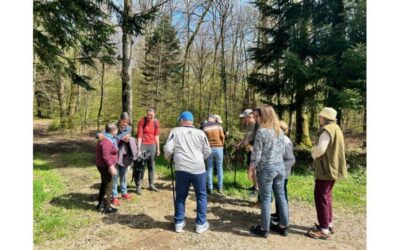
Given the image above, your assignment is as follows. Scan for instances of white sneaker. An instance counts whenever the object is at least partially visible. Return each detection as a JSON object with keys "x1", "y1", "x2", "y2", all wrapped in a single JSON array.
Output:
[
  {"x1": 175, "y1": 221, "x2": 185, "y2": 233},
  {"x1": 195, "y1": 221, "x2": 209, "y2": 234}
]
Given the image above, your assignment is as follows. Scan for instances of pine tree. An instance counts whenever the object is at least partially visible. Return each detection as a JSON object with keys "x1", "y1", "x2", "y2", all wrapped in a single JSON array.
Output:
[
  {"x1": 248, "y1": 0, "x2": 317, "y2": 145},
  {"x1": 33, "y1": 0, "x2": 117, "y2": 90},
  {"x1": 141, "y1": 15, "x2": 182, "y2": 124}
]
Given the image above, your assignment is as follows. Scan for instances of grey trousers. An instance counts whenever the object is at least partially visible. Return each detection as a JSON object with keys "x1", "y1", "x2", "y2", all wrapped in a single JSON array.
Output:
[{"x1": 136, "y1": 144, "x2": 157, "y2": 185}]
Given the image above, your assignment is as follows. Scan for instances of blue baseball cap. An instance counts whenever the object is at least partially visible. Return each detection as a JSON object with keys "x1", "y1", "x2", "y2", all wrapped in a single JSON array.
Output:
[{"x1": 178, "y1": 111, "x2": 194, "y2": 121}]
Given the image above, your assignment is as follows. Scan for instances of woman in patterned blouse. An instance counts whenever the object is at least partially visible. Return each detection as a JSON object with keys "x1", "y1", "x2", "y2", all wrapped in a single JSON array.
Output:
[{"x1": 248, "y1": 105, "x2": 289, "y2": 238}]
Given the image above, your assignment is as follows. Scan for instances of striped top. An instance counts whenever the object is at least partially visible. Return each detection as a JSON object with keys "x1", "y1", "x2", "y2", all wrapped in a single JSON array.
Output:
[{"x1": 202, "y1": 122, "x2": 225, "y2": 147}]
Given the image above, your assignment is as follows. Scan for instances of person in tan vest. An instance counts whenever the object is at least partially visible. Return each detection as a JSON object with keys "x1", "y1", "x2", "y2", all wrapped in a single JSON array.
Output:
[{"x1": 307, "y1": 107, "x2": 348, "y2": 240}]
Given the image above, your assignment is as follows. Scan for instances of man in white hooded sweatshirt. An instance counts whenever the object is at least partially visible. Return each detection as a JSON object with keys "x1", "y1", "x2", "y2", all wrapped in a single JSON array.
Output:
[{"x1": 164, "y1": 111, "x2": 212, "y2": 234}]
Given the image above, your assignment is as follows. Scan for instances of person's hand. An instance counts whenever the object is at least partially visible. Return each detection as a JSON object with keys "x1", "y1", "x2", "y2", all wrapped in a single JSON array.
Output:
[
  {"x1": 98, "y1": 133, "x2": 105, "y2": 142},
  {"x1": 245, "y1": 143, "x2": 252, "y2": 152},
  {"x1": 156, "y1": 148, "x2": 161, "y2": 156},
  {"x1": 109, "y1": 165, "x2": 117, "y2": 176},
  {"x1": 123, "y1": 134, "x2": 130, "y2": 143},
  {"x1": 247, "y1": 165, "x2": 256, "y2": 181}
]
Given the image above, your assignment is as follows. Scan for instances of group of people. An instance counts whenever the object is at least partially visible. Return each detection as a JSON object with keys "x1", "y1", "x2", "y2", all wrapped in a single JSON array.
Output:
[
  {"x1": 95, "y1": 109, "x2": 160, "y2": 213},
  {"x1": 95, "y1": 105, "x2": 348, "y2": 240}
]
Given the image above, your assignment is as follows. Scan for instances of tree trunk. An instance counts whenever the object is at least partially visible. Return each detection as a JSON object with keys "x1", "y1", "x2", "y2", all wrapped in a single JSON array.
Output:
[
  {"x1": 67, "y1": 81, "x2": 79, "y2": 128},
  {"x1": 288, "y1": 92, "x2": 295, "y2": 138},
  {"x1": 121, "y1": 0, "x2": 133, "y2": 116},
  {"x1": 97, "y1": 61, "x2": 105, "y2": 131},
  {"x1": 35, "y1": 90, "x2": 43, "y2": 118},
  {"x1": 295, "y1": 95, "x2": 304, "y2": 145},
  {"x1": 220, "y1": 7, "x2": 228, "y2": 131},
  {"x1": 56, "y1": 74, "x2": 67, "y2": 128},
  {"x1": 301, "y1": 114, "x2": 313, "y2": 147},
  {"x1": 363, "y1": 106, "x2": 366, "y2": 133}
]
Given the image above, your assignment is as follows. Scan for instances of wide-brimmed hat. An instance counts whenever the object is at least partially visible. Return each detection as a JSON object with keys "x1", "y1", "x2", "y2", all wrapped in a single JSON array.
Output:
[
  {"x1": 239, "y1": 109, "x2": 253, "y2": 118},
  {"x1": 318, "y1": 107, "x2": 337, "y2": 121},
  {"x1": 214, "y1": 114, "x2": 223, "y2": 123}
]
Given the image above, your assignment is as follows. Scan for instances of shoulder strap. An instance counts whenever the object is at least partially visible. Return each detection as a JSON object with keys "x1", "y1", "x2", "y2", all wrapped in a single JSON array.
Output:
[{"x1": 142, "y1": 117, "x2": 158, "y2": 130}]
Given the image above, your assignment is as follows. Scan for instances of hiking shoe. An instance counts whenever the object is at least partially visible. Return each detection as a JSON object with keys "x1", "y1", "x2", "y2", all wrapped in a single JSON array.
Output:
[
  {"x1": 249, "y1": 189, "x2": 258, "y2": 197},
  {"x1": 111, "y1": 197, "x2": 120, "y2": 206},
  {"x1": 121, "y1": 193, "x2": 132, "y2": 201},
  {"x1": 246, "y1": 185, "x2": 257, "y2": 191},
  {"x1": 207, "y1": 188, "x2": 213, "y2": 195},
  {"x1": 307, "y1": 229, "x2": 331, "y2": 240},
  {"x1": 149, "y1": 184, "x2": 159, "y2": 192},
  {"x1": 96, "y1": 203, "x2": 104, "y2": 213},
  {"x1": 175, "y1": 221, "x2": 186, "y2": 233},
  {"x1": 196, "y1": 222, "x2": 209, "y2": 234},
  {"x1": 271, "y1": 212, "x2": 279, "y2": 221},
  {"x1": 136, "y1": 185, "x2": 142, "y2": 195},
  {"x1": 312, "y1": 223, "x2": 335, "y2": 234},
  {"x1": 270, "y1": 223, "x2": 288, "y2": 236},
  {"x1": 103, "y1": 207, "x2": 118, "y2": 214},
  {"x1": 217, "y1": 188, "x2": 224, "y2": 194},
  {"x1": 250, "y1": 225, "x2": 268, "y2": 238}
]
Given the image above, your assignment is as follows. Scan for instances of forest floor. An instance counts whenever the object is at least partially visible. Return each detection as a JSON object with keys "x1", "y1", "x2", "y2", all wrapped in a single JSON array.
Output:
[{"x1": 33, "y1": 119, "x2": 366, "y2": 250}]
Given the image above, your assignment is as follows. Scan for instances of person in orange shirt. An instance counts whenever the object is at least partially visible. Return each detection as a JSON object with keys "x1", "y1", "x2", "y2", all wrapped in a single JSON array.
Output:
[{"x1": 135, "y1": 108, "x2": 160, "y2": 194}]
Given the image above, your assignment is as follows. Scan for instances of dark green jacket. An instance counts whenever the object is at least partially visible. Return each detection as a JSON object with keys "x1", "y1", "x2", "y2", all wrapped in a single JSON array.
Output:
[{"x1": 314, "y1": 123, "x2": 348, "y2": 180}]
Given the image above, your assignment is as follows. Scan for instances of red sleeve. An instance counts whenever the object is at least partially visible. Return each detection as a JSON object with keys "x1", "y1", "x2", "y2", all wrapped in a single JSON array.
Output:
[
  {"x1": 154, "y1": 120, "x2": 160, "y2": 136},
  {"x1": 102, "y1": 141, "x2": 114, "y2": 167},
  {"x1": 137, "y1": 118, "x2": 144, "y2": 139}
]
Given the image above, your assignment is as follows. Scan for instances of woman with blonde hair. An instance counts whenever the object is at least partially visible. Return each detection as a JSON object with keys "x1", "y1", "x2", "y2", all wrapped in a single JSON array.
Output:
[{"x1": 248, "y1": 105, "x2": 289, "y2": 238}]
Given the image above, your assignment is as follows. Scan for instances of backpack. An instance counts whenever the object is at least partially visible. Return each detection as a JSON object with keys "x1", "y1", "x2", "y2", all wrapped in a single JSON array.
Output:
[{"x1": 142, "y1": 117, "x2": 159, "y2": 130}]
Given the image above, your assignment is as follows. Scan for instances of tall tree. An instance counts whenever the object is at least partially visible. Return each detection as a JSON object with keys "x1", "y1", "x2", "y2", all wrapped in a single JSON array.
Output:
[
  {"x1": 141, "y1": 15, "x2": 182, "y2": 120},
  {"x1": 34, "y1": 0, "x2": 117, "y2": 127},
  {"x1": 180, "y1": 0, "x2": 213, "y2": 109},
  {"x1": 109, "y1": 1, "x2": 166, "y2": 116}
]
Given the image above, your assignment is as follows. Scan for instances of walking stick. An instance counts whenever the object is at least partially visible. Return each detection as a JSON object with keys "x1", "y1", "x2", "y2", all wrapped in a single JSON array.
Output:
[{"x1": 170, "y1": 158, "x2": 176, "y2": 211}]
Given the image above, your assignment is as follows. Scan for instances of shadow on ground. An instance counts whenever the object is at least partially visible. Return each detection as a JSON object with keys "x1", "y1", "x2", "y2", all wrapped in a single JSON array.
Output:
[
  {"x1": 102, "y1": 213, "x2": 173, "y2": 231},
  {"x1": 50, "y1": 192, "x2": 97, "y2": 211}
]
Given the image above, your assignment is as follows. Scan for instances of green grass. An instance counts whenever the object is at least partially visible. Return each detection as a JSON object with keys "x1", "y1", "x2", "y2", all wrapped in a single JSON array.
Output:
[
  {"x1": 59, "y1": 152, "x2": 94, "y2": 168},
  {"x1": 34, "y1": 156, "x2": 69, "y2": 243},
  {"x1": 33, "y1": 154, "x2": 94, "y2": 244},
  {"x1": 155, "y1": 158, "x2": 366, "y2": 213}
]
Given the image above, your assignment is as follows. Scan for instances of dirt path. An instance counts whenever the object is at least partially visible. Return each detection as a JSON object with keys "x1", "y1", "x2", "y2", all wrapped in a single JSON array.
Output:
[{"x1": 34, "y1": 120, "x2": 366, "y2": 250}]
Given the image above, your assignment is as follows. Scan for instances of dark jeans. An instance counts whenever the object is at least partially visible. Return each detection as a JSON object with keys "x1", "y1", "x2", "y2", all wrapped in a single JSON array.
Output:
[
  {"x1": 246, "y1": 151, "x2": 252, "y2": 166},
  {"x1": 314, "y1": 179, "x2": 335, "y2": 229},
  {"x1": 97, "y1": 166, "x2": 113, "y2": 208},
  {"x1": 174, "y1": 171, "x2": 207, "y2": 225},
  {"x1": 274, "y1": 179, "x2": 288, "y2": 217},
  {"x1": 138, "y1": 144, "x2": 156, "y2": 185}
]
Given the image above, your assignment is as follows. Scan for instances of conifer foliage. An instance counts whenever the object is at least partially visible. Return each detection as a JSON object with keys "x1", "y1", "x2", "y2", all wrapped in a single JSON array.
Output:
[{"x1": 141, "y1": 15, "x2": 182, "y2": 122}]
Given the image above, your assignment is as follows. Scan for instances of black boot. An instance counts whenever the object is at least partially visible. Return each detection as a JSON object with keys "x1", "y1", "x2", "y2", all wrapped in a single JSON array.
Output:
[
  {"x1": 96, "y1": 202, "x2": 104, "y2": 213},
  {"x1": 103, "y1": 206, "x2": 118, "y2": 214},
  {"x1": 136, "y1": 183, "x2": 142, "y2": 195}
]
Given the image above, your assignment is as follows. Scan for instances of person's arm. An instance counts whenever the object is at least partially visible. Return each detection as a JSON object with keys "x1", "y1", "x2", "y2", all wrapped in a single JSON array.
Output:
[
  {"x1": 155, "y1": 120, "x2": 160, "y2": 156},
  {"x1": 101, "y1": 142, "x2": 117, "y2": 175},
  {"x1": 236, "y1": 136, "x2": 246, "y2": 149},
  {"x1": 311, "y1": 131, "x2": 331, "y2": 160},
  {"x1": 249, "y1": 130, "x2": 263, "y2": 168},
  {"x1": 115, "y1": 125, "x2": 132, "y2": 144},
  {"x1": 155, "y1": 135, "x2": 160, "y2": 156},
  {"x1": 137, "y1": 119, "x2": 144, "y2": 150},
  {"x1": 284, "y1": 142, "x2": 296, "y2": 168},
  {"x1": 202, "y1": 134, "x2": 212, "y2": 160},
  {"x1": 163, "y1": 131, "x2": 175, "y2": 161},
  {"x1": 219, "y1": 126, "x2": 225, "y2": 145}
]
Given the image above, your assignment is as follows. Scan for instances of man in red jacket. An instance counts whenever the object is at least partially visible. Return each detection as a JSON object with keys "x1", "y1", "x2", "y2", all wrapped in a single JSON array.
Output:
[
  {"x1": 96, "y1": 122, "x2": 119, "y2": 213},
  {"x1": 135, "y1": 108, "x2": 160, "y2": 194}
]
